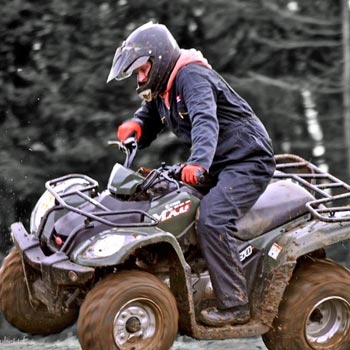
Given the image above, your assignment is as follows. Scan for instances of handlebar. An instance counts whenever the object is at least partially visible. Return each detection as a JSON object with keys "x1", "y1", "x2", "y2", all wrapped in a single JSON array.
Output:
[
  {"x1": 108, "y1": 137, "x2": 138, "y2": 168},
  {"x1": 167, "y1": 164, "x2": 206, "y2": 184},
  {"x1": 108, "y1": 137, "x2": 206, "y2": 185},
  {"x1": 146, "y1": 163, "x2": 206, "y2": 189}
]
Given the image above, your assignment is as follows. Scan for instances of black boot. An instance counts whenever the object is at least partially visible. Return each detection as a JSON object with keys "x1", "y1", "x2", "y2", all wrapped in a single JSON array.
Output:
[{"x1": 199, "y1": 304, "x2": 250, "y2": 327}]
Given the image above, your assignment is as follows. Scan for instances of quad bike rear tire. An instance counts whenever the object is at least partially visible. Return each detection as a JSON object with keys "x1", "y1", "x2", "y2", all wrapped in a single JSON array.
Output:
[
  {"x1": 78, "y1": 270, "x2": 179, "y2": 350},
  {"x1": 0, "y1": 247, "x2": 76, "y2": 334},
  {"x1": 262, "y1": 258, "x2": 350, "y2": 350}
]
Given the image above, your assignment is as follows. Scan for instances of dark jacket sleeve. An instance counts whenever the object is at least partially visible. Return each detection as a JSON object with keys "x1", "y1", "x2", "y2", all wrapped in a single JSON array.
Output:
[
  {"x1": 176, "y1": 67, "x2": 219, "y2": 171},
  {"x1": 133, "y1": 101, "x2": 164, "y2": 149}
]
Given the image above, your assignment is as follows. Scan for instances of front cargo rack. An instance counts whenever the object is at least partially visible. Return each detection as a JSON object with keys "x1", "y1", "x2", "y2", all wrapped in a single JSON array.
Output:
[
  {"x1": 45, "y1": 174, "x2": 159, "y2": 228},
  {"x1": 274, "y1": 154, "x2": 350, "y2": 223}
]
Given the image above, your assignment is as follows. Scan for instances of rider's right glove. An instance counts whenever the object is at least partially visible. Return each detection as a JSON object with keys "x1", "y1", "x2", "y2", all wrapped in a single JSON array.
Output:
[{"x1": 117, "y1": 120, "x2": 142, "y2": 142}]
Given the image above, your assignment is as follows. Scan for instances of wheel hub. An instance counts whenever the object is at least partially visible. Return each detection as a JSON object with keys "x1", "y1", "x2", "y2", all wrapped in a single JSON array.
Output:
[
  {"x1": 305, "y1": 296, "x2": 350, "y2": 349},
  {"x1": 126, "y1": 317, "x2": 141, "y2": 333},
  {"x1": 113, "y1": 299, "x2": 157, "y2": 347}
]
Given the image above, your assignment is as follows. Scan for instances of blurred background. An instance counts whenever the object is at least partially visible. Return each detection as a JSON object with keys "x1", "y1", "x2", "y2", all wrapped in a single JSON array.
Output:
[
  {"x1": 1, "y1": 0, "x2": 350, "y2": 344},
  {"x1": 1, "y1": 0, "x2": 350, "y2": 258}
]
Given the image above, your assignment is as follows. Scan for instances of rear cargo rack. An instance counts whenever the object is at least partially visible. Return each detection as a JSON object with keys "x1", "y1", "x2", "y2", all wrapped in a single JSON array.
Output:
[
  {"x1": 46, "y1": 174, "x2": 158, "y2": 228},
  {"x1": 274, "y1": 154, "x2": 350, "y2": 222}
]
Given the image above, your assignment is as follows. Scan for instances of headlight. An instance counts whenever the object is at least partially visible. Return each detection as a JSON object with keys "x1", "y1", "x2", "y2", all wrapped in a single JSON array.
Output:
[
  {"x1": 30, "y1": 177, "x2": 91, "y2": 235},
  {"x1": 30, "y1": 190, "x2": 56, "y2": 234},
  {"x1": 81, "y1": 234, "x2": 126, "y2": 259}
]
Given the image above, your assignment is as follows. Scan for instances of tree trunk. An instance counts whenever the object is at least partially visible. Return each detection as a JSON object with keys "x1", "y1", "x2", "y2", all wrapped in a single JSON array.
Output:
[{"x1": 342, "y1": 0, "x2": 350, "y2": 178}]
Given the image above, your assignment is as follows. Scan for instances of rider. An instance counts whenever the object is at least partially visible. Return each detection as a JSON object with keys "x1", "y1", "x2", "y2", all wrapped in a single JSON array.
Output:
[{"x1": 107, "y1": 22, "x2": 275, "y2": 327}]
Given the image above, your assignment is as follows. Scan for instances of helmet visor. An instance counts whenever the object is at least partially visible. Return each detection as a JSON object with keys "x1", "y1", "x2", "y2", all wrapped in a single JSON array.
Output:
[
  {"x1": 115, "y1": 56, "x2": 149, "y2": 81},
  {"x1": 107, "y1": 46, "x2": 150, "y2": 83}
]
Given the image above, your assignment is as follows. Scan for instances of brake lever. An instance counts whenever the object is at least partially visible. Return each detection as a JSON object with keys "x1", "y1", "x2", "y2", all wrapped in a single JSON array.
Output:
[
  {"x1": 123, "y1": 136, "x2": 137, "y2": 148},
  {"x1": 165, "y1": 164, "x2": 183, "y2": 181},
  {"x1": 161, "y1": 169, "x2": 181, "y2": 192},
  {"x1": 108, "y1": 137, "x2": 138, "y2": 168}
]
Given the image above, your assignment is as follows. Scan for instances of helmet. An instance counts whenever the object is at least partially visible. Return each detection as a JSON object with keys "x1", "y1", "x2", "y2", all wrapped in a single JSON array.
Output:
[{"x1": 107, "y1": 22, "x2": 181, "y2": 101}]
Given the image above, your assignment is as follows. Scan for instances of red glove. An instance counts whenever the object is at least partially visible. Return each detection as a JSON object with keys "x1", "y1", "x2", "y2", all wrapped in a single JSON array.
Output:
[
  {"x1": 117, "y1": 120, "x2": 142, "y2": 142},
  {"x1": 181, "y1": 165, "x2": 205, "y2": 185}
]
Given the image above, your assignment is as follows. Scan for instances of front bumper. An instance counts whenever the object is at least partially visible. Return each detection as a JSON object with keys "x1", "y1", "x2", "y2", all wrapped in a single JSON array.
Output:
[{"x1": 11, "y1": 222, "x2": 94, "y2": 286}]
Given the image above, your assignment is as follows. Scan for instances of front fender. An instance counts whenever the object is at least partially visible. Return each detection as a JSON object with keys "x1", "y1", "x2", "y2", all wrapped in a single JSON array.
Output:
[
  {"x1": 71, "y1": 225, "x2": 197, "y2": 333},
  {"x1": 70, "y1": 226, "x2": 187, "y2": 268}
]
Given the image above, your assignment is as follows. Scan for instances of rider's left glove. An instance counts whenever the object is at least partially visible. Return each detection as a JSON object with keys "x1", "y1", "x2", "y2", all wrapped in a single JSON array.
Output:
[{"x1": 181, "y1": 165, "x2": 206, "y2": 185}]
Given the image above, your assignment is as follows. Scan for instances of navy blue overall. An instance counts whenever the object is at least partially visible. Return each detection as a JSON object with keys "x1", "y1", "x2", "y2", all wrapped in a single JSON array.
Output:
[{"x1": 132, "y1": 63, "x2": 275, "y2": 310}]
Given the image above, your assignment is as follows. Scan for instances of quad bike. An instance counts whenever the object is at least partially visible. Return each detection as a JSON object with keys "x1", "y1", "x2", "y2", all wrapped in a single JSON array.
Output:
[{"x1": 1, "y1": 137, "x2": 350, "y2": 350}]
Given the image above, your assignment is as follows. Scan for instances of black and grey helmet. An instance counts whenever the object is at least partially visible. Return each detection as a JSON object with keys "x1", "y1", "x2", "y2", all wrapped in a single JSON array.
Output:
[{"x1": 107, "y1": 22, "x2": 181, "y2": 101}]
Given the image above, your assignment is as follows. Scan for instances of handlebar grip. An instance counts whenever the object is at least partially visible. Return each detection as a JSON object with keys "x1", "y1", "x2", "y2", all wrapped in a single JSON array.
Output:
[
  {"x1": 169, "y1": 165, "x2": 183, "y2": 181},
  {"x1": 197, "y1": 173, "x2": 206, "y2": 184}
]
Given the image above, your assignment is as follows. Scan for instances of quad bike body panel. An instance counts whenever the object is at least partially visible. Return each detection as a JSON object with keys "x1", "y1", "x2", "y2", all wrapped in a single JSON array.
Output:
[{"x1": 4, "y1": 144, "x2": 350, "y2": 349}]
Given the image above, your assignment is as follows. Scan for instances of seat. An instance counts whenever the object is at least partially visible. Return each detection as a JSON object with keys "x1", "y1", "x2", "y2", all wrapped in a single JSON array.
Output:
[{"x1": 235, "y1": 180, "x2": 315, "y2": 240}]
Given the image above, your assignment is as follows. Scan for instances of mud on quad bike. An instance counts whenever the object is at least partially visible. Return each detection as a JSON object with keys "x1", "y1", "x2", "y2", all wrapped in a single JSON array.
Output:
[{"x1": 2, "y1": 137, "x2": 350, "y2": 350}]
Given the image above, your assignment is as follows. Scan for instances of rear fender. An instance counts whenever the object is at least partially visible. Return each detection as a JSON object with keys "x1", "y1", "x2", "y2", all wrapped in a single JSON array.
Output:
[
  {"x1": 253, "y1": 219, "x2": 350, "y2": 327},
  {"x1": 270, "y1": 219, "x2": 350, "y2": 265}
]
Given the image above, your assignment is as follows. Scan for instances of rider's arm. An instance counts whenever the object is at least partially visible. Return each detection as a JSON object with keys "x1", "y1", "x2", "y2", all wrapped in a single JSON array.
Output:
[
  {"x1": 133, "y1": 100, "x2": 165, "y2": 149},
  {"x1": 177, "y1": 65, "x2": 219, "y2": 172}
]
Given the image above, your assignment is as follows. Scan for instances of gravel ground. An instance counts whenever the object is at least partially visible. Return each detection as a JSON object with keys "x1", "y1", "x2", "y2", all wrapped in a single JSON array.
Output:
[
  {"x1": 0, "y1": 334, "x2": 267, "y2": 350},
  {"x1": 0, "y1": 318, "x2": 268, "y2": 350}
]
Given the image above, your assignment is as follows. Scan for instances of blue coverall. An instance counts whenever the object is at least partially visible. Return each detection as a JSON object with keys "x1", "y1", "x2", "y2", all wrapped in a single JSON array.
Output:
[{"x1": 132, "y1": 63, "x2": 275, "y2": 310}]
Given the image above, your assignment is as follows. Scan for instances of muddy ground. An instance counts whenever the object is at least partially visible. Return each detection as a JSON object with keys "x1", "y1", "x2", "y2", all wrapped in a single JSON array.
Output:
[
  {"x1": 0, "y1": 335, "x2": 267, "y2": 350},
  {"x1": 0, "y1": 318, "x2": 268, "y2": 350},
  {"x1": 0, "y1": 336, "x2": 266, "y2": 350}
]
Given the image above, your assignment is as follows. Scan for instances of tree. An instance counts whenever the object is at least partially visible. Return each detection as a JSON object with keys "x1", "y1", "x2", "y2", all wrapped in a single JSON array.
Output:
[
  {"x1": 342, "y1": 0, "x2": 350, "y2": 176},
  {"x1": 1, "y1": 0, "x2": 349, "y2": 252},
  {"x1": 208, "y1": 0, "x2": 347, "y2": 178}
]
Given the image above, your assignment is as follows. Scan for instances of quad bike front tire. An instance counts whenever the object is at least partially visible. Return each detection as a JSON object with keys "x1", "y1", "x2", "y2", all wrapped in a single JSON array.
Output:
[
  {"x1": 78, "y1": 270, "x2": 179, "y2": 350},
  {"x1": 262, "y1": 258, "x2": 350, "y2": 350},
  {"x1": 0, "y1": 247, "x2": 77, "y2": 334}
]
